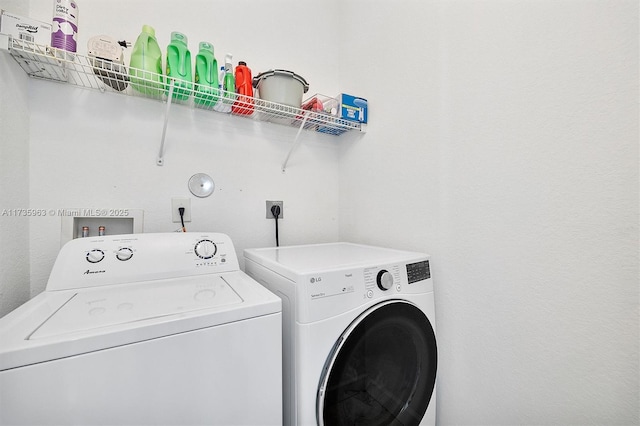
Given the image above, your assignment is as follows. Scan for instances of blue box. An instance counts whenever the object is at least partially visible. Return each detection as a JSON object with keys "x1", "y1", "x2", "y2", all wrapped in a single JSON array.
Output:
[{"x1": 339, "y1": 93, "x2": 367, "y2": 123}]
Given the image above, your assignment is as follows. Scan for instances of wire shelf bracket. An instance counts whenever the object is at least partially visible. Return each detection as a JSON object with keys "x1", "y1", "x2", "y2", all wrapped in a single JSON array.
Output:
[
  {"x1": 282, "y1": 113, "x2": 309, "y2": 172},
  {"x1": 157, "y1": 79, "x2": 175, "y2": 166}
]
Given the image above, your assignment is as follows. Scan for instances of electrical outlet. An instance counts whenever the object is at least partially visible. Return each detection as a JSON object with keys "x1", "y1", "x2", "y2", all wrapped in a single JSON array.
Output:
[
  {"x1": 266, "y1": 200, "x2": 284, "y2": 219},
  {"x1": 172, "y1": 197, "x2": 191, "y2": 223}
]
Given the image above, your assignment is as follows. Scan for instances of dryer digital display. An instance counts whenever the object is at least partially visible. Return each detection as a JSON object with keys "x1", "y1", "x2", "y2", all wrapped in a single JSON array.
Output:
[{"x1": 407, "y1": 260, "x2": 431, "y2": 284}]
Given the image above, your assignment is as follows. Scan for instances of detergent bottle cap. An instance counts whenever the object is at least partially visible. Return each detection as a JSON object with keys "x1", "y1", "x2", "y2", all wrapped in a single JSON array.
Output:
[
  {"x1": 170, "y1": 32, "x2": 187, "y2": 45},
  {"x1": 239, "y1": 61, "x2": 247, "y2": 66},
  {"x1": 199, "y1": 41, "x2": 213, "y2": 51},
  {"x1": 141, "y1": 25, "x2": 155, "y2": 37}
]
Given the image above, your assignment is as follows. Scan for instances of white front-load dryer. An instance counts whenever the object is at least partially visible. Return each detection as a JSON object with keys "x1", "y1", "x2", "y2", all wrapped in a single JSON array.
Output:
[
  {"x1": 244, "y1": 242, "x2": 437, "y2": 426},
  {"x1": 0, "y1": 232, "x2": 282, "y2": 426}
]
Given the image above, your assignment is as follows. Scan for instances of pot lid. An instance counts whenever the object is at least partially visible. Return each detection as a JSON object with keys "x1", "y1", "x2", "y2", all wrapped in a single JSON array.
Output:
[{"x1": 252, "y1": 69, "x2": 309, "y2": 92}]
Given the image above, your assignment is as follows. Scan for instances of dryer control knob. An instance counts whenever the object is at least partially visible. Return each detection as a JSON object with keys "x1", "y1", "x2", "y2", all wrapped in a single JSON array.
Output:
[
  {"x1": 195, "y1": 239, "x2": 217, "y2": 259},
  {"x1": 376, "y1": 270, "x2": 394, "y2": 291}
]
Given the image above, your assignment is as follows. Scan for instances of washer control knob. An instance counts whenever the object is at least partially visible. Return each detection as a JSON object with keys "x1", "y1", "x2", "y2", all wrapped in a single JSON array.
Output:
[
  {"x1": 116, "y1": 247, "x2": 134, "y2": 261},
  {"x1": 86, "y1": 249, "x2": 105, "y2": 263},
  {"x1": 376, "y1": 270, "x2": 394, "y2": 291},
  {"x1": 195, "y1": 239, "x2": 217, "y2": 259}
]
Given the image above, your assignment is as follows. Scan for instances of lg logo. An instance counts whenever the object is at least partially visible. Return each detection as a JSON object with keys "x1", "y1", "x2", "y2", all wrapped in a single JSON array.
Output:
[{"x1": 309, "y1": 276, "x2": 322, "y2": 284}]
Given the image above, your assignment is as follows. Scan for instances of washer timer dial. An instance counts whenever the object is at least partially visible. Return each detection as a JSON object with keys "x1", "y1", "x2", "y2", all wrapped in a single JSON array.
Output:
[
  {"x1": 86, "y1": 249, "x2": 105, "y2": 263},
  {"x1": 194, "y1": 239, "x2": 217, "y2": 259}
]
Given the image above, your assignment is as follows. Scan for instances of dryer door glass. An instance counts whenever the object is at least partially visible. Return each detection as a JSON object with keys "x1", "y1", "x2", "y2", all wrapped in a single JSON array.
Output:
[{"x1": 317, "y1": 301, "x2": 437, "y2": 426}]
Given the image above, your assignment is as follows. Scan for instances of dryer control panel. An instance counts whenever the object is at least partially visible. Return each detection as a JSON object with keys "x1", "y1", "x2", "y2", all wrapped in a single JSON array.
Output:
[
  {"x1": 300, "y1": 259, "x2": 432, "y2": 323},
  {"x1": 47, "y1": 232, "x2": 240, "y2": 291},
  {"x1": 305, "y1": 261, "x2": 431, "y2": 300}
]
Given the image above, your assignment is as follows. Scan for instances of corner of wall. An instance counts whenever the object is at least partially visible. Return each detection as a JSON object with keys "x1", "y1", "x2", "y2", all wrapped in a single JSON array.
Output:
[{"x1": 0, "y1": 45, "x2": 31, "y2": 317}]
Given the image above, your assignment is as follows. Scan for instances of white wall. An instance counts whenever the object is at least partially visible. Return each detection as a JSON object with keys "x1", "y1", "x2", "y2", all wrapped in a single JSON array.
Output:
[
  {"x1": 0, "y1": 0, "x2": 31, "y2": 315},
  {"x1": 22, "y1": 0, "x2": 347, "y2": 296},
  {"x1": 337, "y1": 0, "x2": 441, "y2": 252},
  {"x1": 339, "y1": 0, "x2": 639, "y2": 425}
]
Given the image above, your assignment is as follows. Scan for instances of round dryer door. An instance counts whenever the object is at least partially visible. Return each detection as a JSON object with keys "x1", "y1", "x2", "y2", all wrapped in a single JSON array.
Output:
[{"x1": 317, "y1": 300, "x2": 437, "y2": 426}]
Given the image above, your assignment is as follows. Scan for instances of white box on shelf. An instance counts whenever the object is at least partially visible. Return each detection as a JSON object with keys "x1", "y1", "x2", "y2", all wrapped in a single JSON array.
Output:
[{"x1": 0, "y1": 10, "x2": 51, "y2": 46}]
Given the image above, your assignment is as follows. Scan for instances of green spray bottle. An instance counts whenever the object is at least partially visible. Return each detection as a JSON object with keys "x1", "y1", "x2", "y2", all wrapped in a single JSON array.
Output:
[
  {"x1": 129, "y1": 25, "x2": 164, "y2": 97},
  {"x1": 165, "y1": 32, "x2": 193, "y2": 101},
  {"x1": 194, "y1": 42, "x2": 219, "y2": 108}
]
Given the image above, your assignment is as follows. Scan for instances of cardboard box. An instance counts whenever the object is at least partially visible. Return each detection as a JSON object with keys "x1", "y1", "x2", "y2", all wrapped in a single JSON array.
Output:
[
  {"x1": 338, "y1": 93, "x2": 368, "y2": 123},
  {"x1": 0, "y1": 10, "x2": 51, "y2": 46}
]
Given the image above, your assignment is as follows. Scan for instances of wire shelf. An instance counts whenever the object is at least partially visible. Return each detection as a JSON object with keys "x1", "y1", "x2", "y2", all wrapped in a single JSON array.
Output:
[{"x1": 5, "y1": 37, "x2": 362, "y2": 136}]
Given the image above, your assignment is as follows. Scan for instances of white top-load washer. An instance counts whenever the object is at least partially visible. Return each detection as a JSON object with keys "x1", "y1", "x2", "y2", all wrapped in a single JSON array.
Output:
[
  {"x1": 244, "y1": 242, "x2": 437, "y2": 426},
  {"x1": 0, "y1": 232, "x2": 282, "y2": 426}
]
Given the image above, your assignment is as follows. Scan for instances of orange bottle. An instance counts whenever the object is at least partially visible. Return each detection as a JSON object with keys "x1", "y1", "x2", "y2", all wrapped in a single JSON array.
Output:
[{"x1": 232, "y1": 61, "x2": 254, "y2": 115}]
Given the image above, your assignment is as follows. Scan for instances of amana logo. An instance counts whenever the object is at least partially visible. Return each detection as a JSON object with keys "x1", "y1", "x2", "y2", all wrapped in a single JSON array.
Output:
[{"x1": 84, "y1": 269, "x2": 106, "y2": 275}]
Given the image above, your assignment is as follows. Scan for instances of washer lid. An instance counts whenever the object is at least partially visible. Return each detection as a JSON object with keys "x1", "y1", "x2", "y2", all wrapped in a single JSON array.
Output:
[{"x1": 30, "y1": 274, "x2": 242, "y2": 340}]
